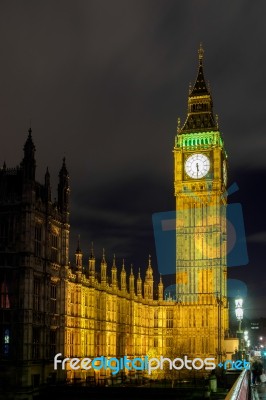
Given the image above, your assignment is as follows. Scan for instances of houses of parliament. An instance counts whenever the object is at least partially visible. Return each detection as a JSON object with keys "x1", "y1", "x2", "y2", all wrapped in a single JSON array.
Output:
[{"x1": 0, "y1": 46, "x2": 231, "y2": 398}]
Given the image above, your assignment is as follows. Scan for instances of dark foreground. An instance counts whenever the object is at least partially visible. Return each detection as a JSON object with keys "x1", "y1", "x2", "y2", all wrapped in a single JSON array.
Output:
[{"x1": 38, "y1": 384, "x2": 229, "y2": 400}]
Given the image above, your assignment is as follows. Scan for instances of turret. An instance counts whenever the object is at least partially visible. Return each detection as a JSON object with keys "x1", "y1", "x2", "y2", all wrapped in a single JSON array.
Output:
[
  {"x1": 88, "y1": 242, "x2": 95, "y2": 282},
  {"x1": 100, "y1": 249, "x2": 107, "y2": 285},
  {"x1": 129, "y1": 265, "x2": 135, "y2": 296},
  {"x1": 44, "y1": 167, "x2": 51, "y2": 203},
  {"x1": 120, "y1": 260, "x2": 126, "y2": 292},
  {"x1": 137, "y1": 269, "x2": 142, "y2": 298},
  {"x1": 57, "y1": 157, "x2": 70, "y2": 213},
  {"x1": 144, "y1": 255, "x2": 154, "y2": 300},
  {"x1": 75, "y1": 236, "x2": 82, "y2": 272},
  {"x1": 158, "y1": 274, "x2": 164, "y2": 301},
  {"x1": 21, "y1": 127, "x2": 36, "y2": 181},
  {"x1": 111, "y1": 255, "x2": 118, "y2": 289}
]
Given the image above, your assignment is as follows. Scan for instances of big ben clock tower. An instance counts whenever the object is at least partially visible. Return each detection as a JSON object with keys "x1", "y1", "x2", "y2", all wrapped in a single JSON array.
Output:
[{"x1": 174, "y1": 45, "x2": 228, "y2": 360}]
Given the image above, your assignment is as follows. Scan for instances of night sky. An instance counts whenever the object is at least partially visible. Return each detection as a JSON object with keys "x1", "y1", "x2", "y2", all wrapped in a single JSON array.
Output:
[{"x1": 0, "y1": 1, "x2": 265, "y2": 319}]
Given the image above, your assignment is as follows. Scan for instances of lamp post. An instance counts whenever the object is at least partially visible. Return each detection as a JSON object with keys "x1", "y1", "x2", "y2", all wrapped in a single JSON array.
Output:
[
  {"x1": 243, "y1": 330, "x2": 249, "y2": 358},
  {"x1": 235, "y1": 297, "x2": 243, "y2": 358}
]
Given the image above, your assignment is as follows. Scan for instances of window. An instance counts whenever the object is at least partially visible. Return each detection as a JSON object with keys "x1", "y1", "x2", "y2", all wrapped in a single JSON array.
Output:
[
  {"x1": 51, "y1": 234, "x2": 58, "y2": 263},
  {"x1": 32, "y1": 328, "x2": 40, "y2": 360},
  {"x1": 0, "y1": 279, "x2": 10, "y2": 309},
  {"x1": 70, "y1": 291, "x2": 75, "y2": 315},
  {"x1": 50, "y1": 284, "x2": 57, "y2": 314},
  {"x1": 33, "y1": 279, "x2": 40, "y2": 311},
  {"x1": 34, "y1": 225, "x2": 42, "y2": 257},
  {"x1": 166, "y1": 309, "x2": 173, "y2": 328},
  {"x1": 154, "y1": 310, "x2": 158, "y2": 328},
  {"x1": 69, "y1": 332, "x2": 74, "y2": 357}
]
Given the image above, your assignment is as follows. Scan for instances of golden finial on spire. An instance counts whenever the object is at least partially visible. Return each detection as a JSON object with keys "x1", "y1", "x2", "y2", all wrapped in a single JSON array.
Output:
[
  {"x1": 102, "y1": 248, "x2": 105, "y2": 262},
  {"x1": 189, "y1": 82, "x2": 192, "y2": 95},
  {"x1": 177, "y1": 117, "x2": 181, "y2": 133},
  {"x1": 198, "y1": 42, "x2": 204, "y2": 64}
]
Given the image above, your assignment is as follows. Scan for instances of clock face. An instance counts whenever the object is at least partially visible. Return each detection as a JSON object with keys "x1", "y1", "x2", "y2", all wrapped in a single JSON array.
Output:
[
  {"x1": 223, "y1": 160, "x2": 227, "y2": 186},
  {"x1": 185, "y1": 153, "x2": 210, "y2": 179}
]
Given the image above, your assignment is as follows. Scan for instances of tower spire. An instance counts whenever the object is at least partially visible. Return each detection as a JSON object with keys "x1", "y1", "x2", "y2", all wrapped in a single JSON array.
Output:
[
  {"x1": 88, "y1": 242, "x2": 95, "y2": 281},
  {"x1": 129, "y1": 264, "x2": 135, "y2": 296},
  {"x1": 75, "y1": 235, "x2": 82, "y2": 272},
  {"x1": 44, "y1": 167, "x2": 51, "y2": 202},
  {"x1": 21, "y1": 127, "x2": 36, "y2": 180},
  {"x1": 190, "y1": 43, "x2": 208, "y2": 97},
  {"x1": 111, "y1": 254, "x2": 117, "y2": 289},
  {"x1": 58, "y1": 157, "x2": 70, "y2": 214},
  {"x1": 120, "y1": 260, "x2": 126, "y2": 291},
  {"x1": 90, "y1": 242, "x2": 94, "y2": 258},
  {"x1": 180, "y1": 44, "x2": 217, "y2": 133},
  {"x1": 198, "y1": 42, "x2": 204, "y2": 65},
  {"x1": 101, "y1": 248, "x2": 107, "y2": 285}
]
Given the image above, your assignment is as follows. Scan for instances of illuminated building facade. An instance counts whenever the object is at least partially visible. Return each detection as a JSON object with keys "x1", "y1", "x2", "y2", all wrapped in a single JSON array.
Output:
[
  {"x1": 0, "y1": 46, "x2": 229, "y2": 397},
  {"x1": 63, "y1": 45, "x2": 229, "y2": 381},
  {"x1": 64, "y1": 250, "x2": 170, "y2": 381},
  {"x1": 173, "y1": 44, "x2": 229, "y2": 361}
]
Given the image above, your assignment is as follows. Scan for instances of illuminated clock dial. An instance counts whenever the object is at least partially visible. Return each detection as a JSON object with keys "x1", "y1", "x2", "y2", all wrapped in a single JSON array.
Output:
[
  {"x1": 223, "y1": 160, "x2": 227, "y2": 186},
  {"x1": 185, "y1": 153, "x2": 210, "y2": 179}
]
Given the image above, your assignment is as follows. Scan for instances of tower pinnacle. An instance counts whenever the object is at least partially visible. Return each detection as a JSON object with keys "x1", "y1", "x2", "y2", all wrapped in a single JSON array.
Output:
[
  {"x1": 198, "y1": 42, "x2": 204, "y2": 65},
  {"x1": 179, "y1": 45, "x2": 217, "y2": 133},
  {"x1": 22, "y1": 127, "x2": 36, "y2": 180}
]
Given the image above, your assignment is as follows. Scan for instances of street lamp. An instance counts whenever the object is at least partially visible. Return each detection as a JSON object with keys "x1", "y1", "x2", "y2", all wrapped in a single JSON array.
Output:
[
  {"x1": 243, "y1": 330, "x2": 249, "y2": 354},
  {"x1": 235, "y1": 297, "x2": 244, "y2": 357}
]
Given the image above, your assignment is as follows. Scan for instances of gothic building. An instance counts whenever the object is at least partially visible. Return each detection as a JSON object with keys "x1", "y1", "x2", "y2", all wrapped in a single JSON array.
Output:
[
  {"x1": 0, "y1": 46, "x2": 230, "y2": 399},
  {"x1": 0, "y1": 129, "x2": 69, "y2": 397}
]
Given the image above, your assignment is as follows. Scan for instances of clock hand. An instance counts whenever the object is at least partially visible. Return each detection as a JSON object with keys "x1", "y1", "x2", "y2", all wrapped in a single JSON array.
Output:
[{"x1": 196, "y1": 162, "x2": 199, "y2": 177}]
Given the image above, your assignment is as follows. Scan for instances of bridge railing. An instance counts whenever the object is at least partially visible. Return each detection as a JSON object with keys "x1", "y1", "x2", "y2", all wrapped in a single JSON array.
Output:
[{"x1": 224, "y1": 369, "x2": 250, "y2": 400}]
